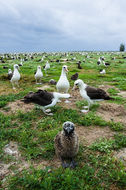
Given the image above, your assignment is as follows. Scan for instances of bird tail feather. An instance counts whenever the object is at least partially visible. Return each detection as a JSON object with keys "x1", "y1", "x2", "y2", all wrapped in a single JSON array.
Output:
[
  {"x1": 105, "y1": 96, "x2": 114, "y2": 100},
  {"x1": 53, "y1": 92, "x2": 70, "y2": 99}
]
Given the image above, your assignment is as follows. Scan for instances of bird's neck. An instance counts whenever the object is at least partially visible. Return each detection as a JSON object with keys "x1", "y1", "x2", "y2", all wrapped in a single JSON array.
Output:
[
  {"x1": 61, "y1": 69, "x2": 66, "y2": 77},
  {"x1": 79, "y1": 83, "x2": 87, "y2": 91},
  {"x1": 14, "y1": 68, "x2": 18, "y2": 73}
]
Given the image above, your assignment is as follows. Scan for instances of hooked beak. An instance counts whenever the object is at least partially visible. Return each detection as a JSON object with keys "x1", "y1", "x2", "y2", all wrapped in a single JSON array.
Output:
[
  {"x1": 66, "y1": 128, "x2": 71, "y2": 134},
  {"x1": 65, "y1": 68, "x2": 69, "y2": 72},
  {"x1": 65, "y1": 67, "x2": 68, "y2": 72},
  {"x1": 72, "y1": 85, "x2": 77, "y2": 91}
]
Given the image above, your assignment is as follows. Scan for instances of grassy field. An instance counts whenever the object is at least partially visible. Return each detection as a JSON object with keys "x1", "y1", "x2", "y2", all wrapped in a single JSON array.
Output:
[{"x1": 0, "y1": 51, "x2": 126, "y2": 190}]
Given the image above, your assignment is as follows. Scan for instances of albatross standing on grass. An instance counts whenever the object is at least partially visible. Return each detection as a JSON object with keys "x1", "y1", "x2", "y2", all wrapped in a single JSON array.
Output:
[
  {"x1": 22, "y1": 90, "x2": 70, "y2": 115},
  {"x1": 44, "y1": 61, "x2": 50, "y2": 75},
  {"x1": 56, "y1": 65, "x2": 70, "y2": 93},
  {"x1": 54, "y1": 121, "x2": 79, "y2": 168},
  {"x1": 73, "y1": 79, "x2": 113, "y2": 113},
  {"x1": 35, "y1": 65, "x2": 43, "y2": 84},
  {"x1": 56, "y1": 65, "x2": 70, "y2": 103},
  {"x1": 10, "y1": 64, "x2": 20, "y2": 89}
]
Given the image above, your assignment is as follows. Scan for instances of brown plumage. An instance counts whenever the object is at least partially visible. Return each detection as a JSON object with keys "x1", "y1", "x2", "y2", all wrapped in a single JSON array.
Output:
[
  {"x1": 85, "y1": 86, "x2": 112, "y2": 100},
  {"x1": 54, "y1": 121, "x2": 79, "y2": 168},
  {"x1": 77, "y1": 63, "x2": 82, "y2": 69},
  {"x1": 8, "y1": 72, "x2": 13, "y2": 80},
  {"x1": 22, "y1": 90, "x2": 53, "y2": 106},
  {"x1": 22, "y1": 90, "x2": 70, "y2": 115},
  {"x1": 7, "y1": 69, "x2": 13, "y2": 80},
  {"x1": 49, "y1": 79, "x2": 57, "y2": 85},
  {"x1": 71, "y1": 73, "x2": 78, "y2": 80}
]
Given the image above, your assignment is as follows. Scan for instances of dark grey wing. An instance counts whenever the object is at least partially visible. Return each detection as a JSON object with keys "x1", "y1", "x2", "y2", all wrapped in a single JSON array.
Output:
[
  {"x1": 86, "y1": 86, "x2": 111, "y2": 100},
  {"x1": 71, "y1": 73, "x2": 78, "y2": 80},
  {"x1": 23, "y1": 90, "x2": 54, "y2": 106},
  {"x1": 54, "y1": 133, "x2": 63, "y2": 158},
  {"x1": 8, "y1": 73, "x2": 13, "y2": 80}
]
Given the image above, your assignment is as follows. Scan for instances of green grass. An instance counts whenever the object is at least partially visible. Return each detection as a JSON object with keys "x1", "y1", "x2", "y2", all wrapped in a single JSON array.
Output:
[
  {"x1": 0, "y1": 52, "x2": 126, "y2": 190},
  {"x1": 90, "y1": 134, "x2": 126, "y2": 153},
  {"x1": 6, "y1": 151, "x2": 126, "y2": 190}
]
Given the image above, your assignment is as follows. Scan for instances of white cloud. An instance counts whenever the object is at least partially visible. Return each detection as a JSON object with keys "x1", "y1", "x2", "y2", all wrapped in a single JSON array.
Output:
[{"x1": 0, "y1": 0, "x2": 126, "y2": 52}]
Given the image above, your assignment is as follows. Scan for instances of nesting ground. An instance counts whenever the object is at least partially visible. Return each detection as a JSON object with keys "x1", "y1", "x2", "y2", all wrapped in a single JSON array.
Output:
[{"x1": 0, "y1": 52, "x2": 126, "y2": 190}]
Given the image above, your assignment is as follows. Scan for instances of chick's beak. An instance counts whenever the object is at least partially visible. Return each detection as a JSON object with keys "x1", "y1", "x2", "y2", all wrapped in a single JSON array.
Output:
[{"x1": 66, "y1": 128, "x2": 71, "y2": 134}]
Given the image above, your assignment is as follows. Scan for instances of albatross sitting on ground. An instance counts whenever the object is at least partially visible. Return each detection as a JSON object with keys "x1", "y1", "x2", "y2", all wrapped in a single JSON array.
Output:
[
  {"x1": 73, "y1": 79, "x2": 113, "y2": 113},
  {"x1": 22, "y1": 89, "x2": 70, "y2": 115}
]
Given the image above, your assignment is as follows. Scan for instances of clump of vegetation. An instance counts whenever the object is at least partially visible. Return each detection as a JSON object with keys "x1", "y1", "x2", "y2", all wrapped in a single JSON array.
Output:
[
  {"x1": 89, "y1": 138, "x2": 115, "y2": 153},
  {"x1": 119, "y1": 43, "x2": 125, "y2": 52}
]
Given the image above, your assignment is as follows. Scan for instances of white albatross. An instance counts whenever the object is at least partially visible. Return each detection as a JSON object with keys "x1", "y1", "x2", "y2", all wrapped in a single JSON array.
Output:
[
  {"x1": 11, "y1": 64, "x2": 20, "y2": 89},
  {"x1": 56, "y1": 65, "x2": 70, "y2": 103},
  {"x1": 44, "y1": 61, "x2": 50, "y2": 75},
  {"x1": 35, "y1": 65, "x2": 43, "y2": 84},
  {"x1": 73, "y1": 79, "x2": 113, "y2": 113},
  {"x1": 56, "y1": 65, "x2": 70, "y2": 93}
]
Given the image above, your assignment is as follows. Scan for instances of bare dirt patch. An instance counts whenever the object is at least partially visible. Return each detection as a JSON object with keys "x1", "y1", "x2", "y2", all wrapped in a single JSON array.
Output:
[
  {"x1": 4, "y1": 141, "x2": 21, "y2": 159},
  {"x1": 118, "y1": 91, "x2": 126, "y2": 98},
  {"x1": 59, "y1": 89, "x2": 82, "y2": 110},
  {"x1": 99, "y1": 84, "x2": 118, "y2": 91},
  {"x1": 76, "y1": 126, "x2": 115, "y2": 146},
  {"x1": 33, "y1": 156, "x2": 61, "y2": 170},
  {"x1": 0, "y1": 162, "x2": 15, "y2": 180},
  {"x1": 0, "y1": 100, "x2": 34, "y2": 115},
  {"x1": 110, "y1": 184, "x2": 120, "y2": 190},
  {"x1": 1, "y1": 141, "x2": 61, "y2": 185},
  {"x1": 36, "y1": 85, "x2": 54, "y2": 91},
  {"x1": 97, "y1": 102, "x2": 126, "y2": 126},
  {"x1": 114, "y1": 148, "x2": 126, "y2": 166},
  {"x1": 1, "y1": 142, "x2": 21, "y2": 181}
]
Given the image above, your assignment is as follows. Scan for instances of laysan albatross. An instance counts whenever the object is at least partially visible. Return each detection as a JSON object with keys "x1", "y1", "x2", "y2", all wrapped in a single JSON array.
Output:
[
  {"x1": 73, "y1": 79, "x2": 113, "y2": 113},
  {"x1": 22, "y1": 89, "x2": 70, "y2": 115}
]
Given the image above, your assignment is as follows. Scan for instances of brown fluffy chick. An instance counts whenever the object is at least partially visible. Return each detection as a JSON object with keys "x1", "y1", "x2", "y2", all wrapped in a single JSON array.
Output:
[{"x1": 54, "y1": 121, "x2": 79, "y2": 168}]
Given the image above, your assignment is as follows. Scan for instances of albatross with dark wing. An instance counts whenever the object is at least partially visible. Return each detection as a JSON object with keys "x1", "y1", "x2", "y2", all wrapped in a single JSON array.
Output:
[
  {"x1": 22, "y1": 89, "x2": 70, "y2": 115},
  {"x1": 73, "y1": 79, "x2": 113, "y2": 113},
  {"x1": 8, "y1": 69, "x2": 13, "y2": 80}
]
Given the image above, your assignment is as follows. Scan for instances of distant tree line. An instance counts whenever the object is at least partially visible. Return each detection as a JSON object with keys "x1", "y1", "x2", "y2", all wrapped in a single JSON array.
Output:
[{"x1": 119, "y1": 43, "x2": 125, "y2": 52}]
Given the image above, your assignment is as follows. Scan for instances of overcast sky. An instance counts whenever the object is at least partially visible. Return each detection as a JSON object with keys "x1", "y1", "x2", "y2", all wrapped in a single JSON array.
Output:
[{"x1": 0, "y1": 0, "x2": 126, "y2": 53}]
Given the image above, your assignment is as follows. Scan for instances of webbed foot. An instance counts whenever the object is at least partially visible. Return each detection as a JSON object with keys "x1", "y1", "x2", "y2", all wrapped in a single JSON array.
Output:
[
  {"x1": 69, "y1": 161, "x2": 77, "y2": 168},
  {"x1": 62, "y1": 162, "x2": 69, "y2": 168}
]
